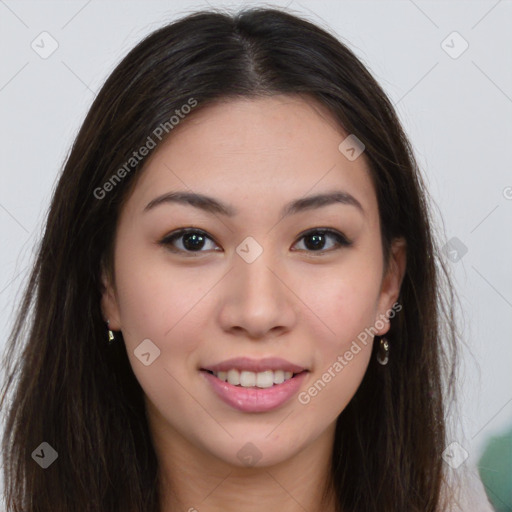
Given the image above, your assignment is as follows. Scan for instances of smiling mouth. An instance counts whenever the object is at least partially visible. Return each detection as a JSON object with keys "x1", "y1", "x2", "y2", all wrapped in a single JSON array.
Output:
[{"x1": 202, "y1": 369, "x2": 306, "y2": 389}]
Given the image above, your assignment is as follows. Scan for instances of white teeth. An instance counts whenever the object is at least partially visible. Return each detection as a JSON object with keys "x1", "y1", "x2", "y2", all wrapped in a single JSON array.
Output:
[
  {"x1": 213, "y1": 369, "x2": 297, "y2": 388},
  {"x1": 256, "y1": 370, "x2": 274, "y2": 388},
  {"x1": 273, "y1": 370, "x2": 285, "y2": 384},
  {"x1": 227, "y1": 369, "x2": 240, "y2": 385},
  {"x1": 239, "y1": 371, "x2": 256, "y2": 387}
]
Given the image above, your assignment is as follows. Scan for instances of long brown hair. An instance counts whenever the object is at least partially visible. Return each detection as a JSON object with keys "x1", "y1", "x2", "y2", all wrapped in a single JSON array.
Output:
[{"x1": 1, "y1": 7, "x2": 458, "y2": 511}]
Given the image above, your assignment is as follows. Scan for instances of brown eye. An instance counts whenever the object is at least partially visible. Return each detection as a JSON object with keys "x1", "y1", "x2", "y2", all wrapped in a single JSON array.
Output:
[
  {"x1": 292, "y1": 229, "x2": 352, "y2": 253},
  {"x1": 160, "y1": 229, "x2": 219, "y2": 254},
  {"x1": 159, "y1": 227, "x2": 352, "y2": 256}
]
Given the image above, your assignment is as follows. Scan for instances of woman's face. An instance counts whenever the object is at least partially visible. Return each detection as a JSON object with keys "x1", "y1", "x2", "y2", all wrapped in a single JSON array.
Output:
[{"x1": 101, "y1": 95, "x2": 405, "y2": 468}]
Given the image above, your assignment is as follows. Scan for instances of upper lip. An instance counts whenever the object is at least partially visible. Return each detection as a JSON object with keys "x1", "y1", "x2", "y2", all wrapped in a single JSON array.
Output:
[{"x1": 201, "y1": 357, "x2": 307, "y2": 374}]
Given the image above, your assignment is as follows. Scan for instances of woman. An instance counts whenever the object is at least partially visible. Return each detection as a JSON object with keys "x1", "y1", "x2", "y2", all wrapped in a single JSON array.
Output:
[{"x1": 0, "y1": 6, "x2": 494, "y2": 512}]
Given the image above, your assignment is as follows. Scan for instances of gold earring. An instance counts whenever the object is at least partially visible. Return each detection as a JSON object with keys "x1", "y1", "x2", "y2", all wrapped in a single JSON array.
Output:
[
  {"x1": 106, "y1": 320, "x2": 115, "y2": 345},
  {"x1": 376, "y1": 336, "x2": 389, "y2": 365}
]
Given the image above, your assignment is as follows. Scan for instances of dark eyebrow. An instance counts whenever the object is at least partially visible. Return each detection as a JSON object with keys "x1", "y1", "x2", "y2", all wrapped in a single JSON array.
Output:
[{"x1": 143, "y1": 190, "x2": 364, "y2": 219}]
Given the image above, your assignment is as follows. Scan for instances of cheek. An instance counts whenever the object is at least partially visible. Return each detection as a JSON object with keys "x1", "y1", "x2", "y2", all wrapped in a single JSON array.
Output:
[
  {"x1": 112, "y1": 248, "x2": 212, "y2": 423},
  {"x1": 294, "y1": 257, "x2": 382, "y2": 350},
  {"x1": 292, "y1": 343, "x2": 372, "y2": 446},
  {"x1": 288, "y1": 259, "x2": 380, "y2": 415},
  {"x1": 112, "y1": 234, "x2": 210, "y2": 362}
]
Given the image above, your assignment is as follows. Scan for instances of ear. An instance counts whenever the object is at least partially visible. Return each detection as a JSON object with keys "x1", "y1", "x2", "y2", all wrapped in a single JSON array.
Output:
[
  {"x1": 100, "y1": 265, "x2": 121, "y2": 331},
  {"x1": 374, "y1": 237, "x2": 406, "y2": 336}
]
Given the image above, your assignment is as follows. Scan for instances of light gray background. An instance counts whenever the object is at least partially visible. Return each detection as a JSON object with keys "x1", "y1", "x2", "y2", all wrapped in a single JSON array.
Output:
[{"x1": 1, "y1": 0, "x2": 511, "y2": 497}]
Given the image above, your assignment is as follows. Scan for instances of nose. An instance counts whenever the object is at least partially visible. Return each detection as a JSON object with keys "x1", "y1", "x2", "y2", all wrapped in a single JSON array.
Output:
[{"x1": 216, "y1": 247, "x2": 298, "y2": 340}]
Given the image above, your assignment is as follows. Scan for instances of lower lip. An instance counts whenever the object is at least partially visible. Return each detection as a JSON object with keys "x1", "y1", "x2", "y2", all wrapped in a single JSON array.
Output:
[{"x1": 201, "y1": 370, "x2": 308, "y2": 413}]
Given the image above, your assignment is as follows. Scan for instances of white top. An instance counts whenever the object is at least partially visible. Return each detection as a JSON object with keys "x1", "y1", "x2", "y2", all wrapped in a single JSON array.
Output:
[{"x1": 441, "y1": 463, "x2": 495, "y2": 511}]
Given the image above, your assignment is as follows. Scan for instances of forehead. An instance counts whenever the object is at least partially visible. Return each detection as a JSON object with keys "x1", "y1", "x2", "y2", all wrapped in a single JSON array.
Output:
[{"x1": 122, "y1": 95, "x2": 379, "y2": 225}]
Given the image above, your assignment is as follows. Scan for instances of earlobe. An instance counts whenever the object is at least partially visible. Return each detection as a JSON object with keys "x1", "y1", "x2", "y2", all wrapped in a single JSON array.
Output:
[
  {"x1": 375, "y1": 237, "x2": 407, "y2": 335},
  {"x1": 100, "y1": 267, "x2": 121, "y2": 330}
]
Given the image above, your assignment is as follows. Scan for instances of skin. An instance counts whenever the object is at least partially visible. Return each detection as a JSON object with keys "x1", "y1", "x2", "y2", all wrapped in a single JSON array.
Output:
[{"x1": 101, "y1": 95, "x2": 406, "y2": 512}]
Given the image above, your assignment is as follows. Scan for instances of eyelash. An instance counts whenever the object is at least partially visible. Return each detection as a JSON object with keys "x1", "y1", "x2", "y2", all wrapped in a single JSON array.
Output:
[{"x1": 159, "y1": 227, "x2": 352, "y2": 256}]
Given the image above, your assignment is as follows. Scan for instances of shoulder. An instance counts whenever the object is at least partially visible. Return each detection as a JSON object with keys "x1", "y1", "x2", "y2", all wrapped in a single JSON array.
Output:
[{"x1": 439, "y1": 462, "x2": 495, "y2": 512}]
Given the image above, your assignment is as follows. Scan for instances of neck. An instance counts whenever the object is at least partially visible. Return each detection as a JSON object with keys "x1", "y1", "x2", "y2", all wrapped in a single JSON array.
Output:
[{"x1": 152, "y1": 421, "x2": 338, "y2": 512}]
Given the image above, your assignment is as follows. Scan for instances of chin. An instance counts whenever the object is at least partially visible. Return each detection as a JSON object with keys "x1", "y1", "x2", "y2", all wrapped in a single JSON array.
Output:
[{"x1": 199, "y1": 427, "x2": 311, "y2": 469}]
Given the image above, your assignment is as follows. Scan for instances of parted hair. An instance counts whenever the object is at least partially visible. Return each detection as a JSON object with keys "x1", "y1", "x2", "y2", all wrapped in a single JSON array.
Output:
[{"x1": 1, "y1": 7, "x2": 458, "y2": 511}]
